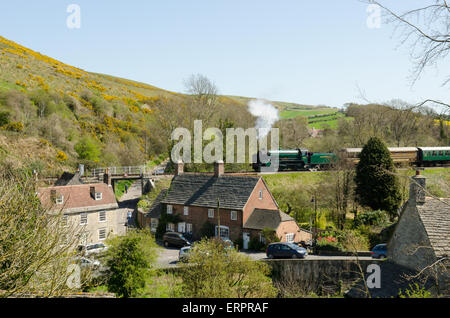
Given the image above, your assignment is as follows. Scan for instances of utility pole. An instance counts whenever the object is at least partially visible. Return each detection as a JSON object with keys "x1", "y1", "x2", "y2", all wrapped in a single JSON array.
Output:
[
  {"x1": 217, "y1": 198, "x2": 221, "y2": 239},
  {"x1": 311, "y1": 196, "x2": 318, "y2": 244}
]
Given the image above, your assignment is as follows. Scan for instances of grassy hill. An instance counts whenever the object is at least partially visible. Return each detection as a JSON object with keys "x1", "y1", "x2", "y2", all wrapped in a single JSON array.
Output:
[
  {"x1": 0, "y1": 36, "x2": 256, "y2": 175},
  {"x1": 0, "y1": 35, "x2": 347, "y2": 176}
]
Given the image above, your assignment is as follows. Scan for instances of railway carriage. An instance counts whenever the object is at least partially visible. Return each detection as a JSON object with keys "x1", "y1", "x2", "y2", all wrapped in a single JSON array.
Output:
[{"x1": 417, "y1": 147, "x2": 450, "y2": 166}]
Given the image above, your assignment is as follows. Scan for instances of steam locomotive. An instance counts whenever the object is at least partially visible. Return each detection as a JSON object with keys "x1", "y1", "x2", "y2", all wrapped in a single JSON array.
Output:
[{"x1": 252, "y1": 147, "x2": 450, "y2": 171}]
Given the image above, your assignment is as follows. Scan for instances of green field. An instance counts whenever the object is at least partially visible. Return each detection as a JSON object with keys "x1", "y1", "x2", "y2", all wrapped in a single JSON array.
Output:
[{"x1": 280, "y1": 108, "x2": 338, "y2": 119}]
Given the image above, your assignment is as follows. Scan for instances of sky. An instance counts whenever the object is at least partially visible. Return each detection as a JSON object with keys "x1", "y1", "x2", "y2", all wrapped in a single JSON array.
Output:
[{"x1": 0, "y1": 0, "x2": 448, "y2": 110}]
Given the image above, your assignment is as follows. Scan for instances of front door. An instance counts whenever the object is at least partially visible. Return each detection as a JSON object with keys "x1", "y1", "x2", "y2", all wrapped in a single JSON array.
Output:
[{"x1": 243, "y1": 232, "x2": 250, "y2": 250}]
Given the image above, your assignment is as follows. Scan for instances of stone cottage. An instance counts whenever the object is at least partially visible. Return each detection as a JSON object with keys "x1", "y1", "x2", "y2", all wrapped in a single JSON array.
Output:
[
  {"x1": 388, "y1": 171, "x2": 449, "y2": 294},
  {"x1": 38, "y1": 182, "x2": 127, "y2": 245}
]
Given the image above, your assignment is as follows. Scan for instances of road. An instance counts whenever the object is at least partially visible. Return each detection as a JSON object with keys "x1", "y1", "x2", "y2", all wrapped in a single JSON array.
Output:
[{"x1": 154, "y1": 243, "x2": 373, "y2": 268}]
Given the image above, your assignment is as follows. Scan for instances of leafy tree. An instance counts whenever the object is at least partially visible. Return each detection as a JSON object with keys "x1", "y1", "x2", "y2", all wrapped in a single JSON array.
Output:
[
  {"x1": 0, "y1": 169, "x2": 83, "y2": 297},
  {"x1": 181, "y1": 238, "x2": 277, "y2": 298},
  {"x1": 104, "y1": 229, "x2": 158, "y2": 298},
  {"x1": 74, "y1": 136, "x2": 101, "y2": 162},
  {"x1": 354, "y1": 137, "x2": 402, "y2": 219},
  {"x1": 0, "y1": 111, "x2": 10, "y2": 126}
]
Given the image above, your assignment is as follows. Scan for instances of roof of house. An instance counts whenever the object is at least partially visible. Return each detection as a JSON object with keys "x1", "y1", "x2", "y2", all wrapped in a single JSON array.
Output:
[
  {"x1": 54, "y1": 171, "x2": 84, "y2": 186},
  {"x1": 346, "y1": 261, "x2": 440, "y2": 298},
  {"x1": 161, "y1": 174, "x2": 261, "y2": 210},
  {"x1": 38, "y1": 183, "x2": 118, "y2": 213},
  {"x1": 417, "y1": 197, "x2": 450, "y2": 258},
  {"x1": 146, "y1": 189, "x2": 168, "y2": 219},
  {"x1": 243, "y1": 208, "x2": 295, "y2": 230}
]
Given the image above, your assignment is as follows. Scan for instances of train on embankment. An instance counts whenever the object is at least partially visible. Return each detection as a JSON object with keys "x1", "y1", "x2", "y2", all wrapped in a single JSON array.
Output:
[{"x1": 252, "y1": 147, "x2": 450, "y2": 171}]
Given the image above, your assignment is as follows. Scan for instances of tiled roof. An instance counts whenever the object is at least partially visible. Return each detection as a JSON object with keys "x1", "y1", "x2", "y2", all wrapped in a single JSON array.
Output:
[
  {"x1": 417, "y1": 197, "x2": 450, "y2": 258},
  {"x1": 38, "y1": 183, "x2": 118, "y2": 213},
  {"x1": 243, "y1": 208, "x2": 293, "y2": 230},
  {"x1": 161, "y1": 174, "x2": 260, "y2": 210},
  {"x1": 146, "y1": 189, "x2": 168, "y2": 219},
  {"x1": 54, "y1": 171, "x2": 84, "y2": 186}
]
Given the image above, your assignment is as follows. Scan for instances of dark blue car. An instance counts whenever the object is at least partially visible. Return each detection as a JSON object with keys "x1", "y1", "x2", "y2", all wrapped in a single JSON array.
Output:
[
  {"x1": 371, "y1": 243, "x2": 387, "y2": 259},
  {"x1": 266, "y1": 242, "x2": 307, "y2": 259}
]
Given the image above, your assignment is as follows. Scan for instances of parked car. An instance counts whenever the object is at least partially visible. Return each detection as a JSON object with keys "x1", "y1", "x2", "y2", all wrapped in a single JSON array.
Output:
[
  {"x1": 371, "y1": 244, "x2": 387, "y2": 259},
  {"x1": 75, "y1": 256, "x2": 100, "y2": 269},
  {"x1": 266, "y1": 242, "x2": 308, "y2": 259},
  {"x1": 179, "y1": 246, "x2": 191, "y2": 262},
  {"x1": 77, "y1": 243, "x2": 108, "y2": 257},
  {"x1": 162, "y1": 232, "x2": 191, "y2": 248}
]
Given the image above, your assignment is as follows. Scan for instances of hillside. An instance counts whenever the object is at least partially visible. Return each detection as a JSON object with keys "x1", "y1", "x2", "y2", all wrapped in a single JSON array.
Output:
[{"x1": 0, "y1": 36, "x2": 256, "y2": 175}]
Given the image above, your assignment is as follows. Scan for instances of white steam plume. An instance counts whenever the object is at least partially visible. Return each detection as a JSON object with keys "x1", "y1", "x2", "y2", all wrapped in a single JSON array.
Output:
[{"x1": 247, "y1": 99, "x2": 279, "y2": 138}]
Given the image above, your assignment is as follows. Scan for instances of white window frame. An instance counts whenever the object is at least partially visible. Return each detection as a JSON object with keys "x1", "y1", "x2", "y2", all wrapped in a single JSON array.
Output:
[
  {"x1": 166, "y1": 223, "x2": 175, "y2": 232},
  {"x1": 167, "y1": 205, "x2": 173, "y2": 215},
  {"x1": 150, "y1": 218, "x2": 158, "y2": 232},
  {"x1": 259, "y1": 190, "x2": 263, "y2": 200},
  {"x1": 61, "y1": 214, "x2": 69, "y2": 227},
  {"x1": 56, "y1": 195, "x2": 64, "y2": 205},
  {"x1": 79, "y1": 232, "x2": 88, "y2": 245},
  {"x1": 286, "y1": 233, "x2": 295, "y2": 243},
  {"x1": 215, "y1": 225, "x2": 229, "y2": 239},
  {"x1": 95, "y1": 192, "x2": 102, "y2": 200},
  {"x1": 80, "y1": 213, "x2": 88, "y2": 225},
  {"x1": 99, "y1": 211, "x2": 106, "y2": 222},
  {"x1": 208, "y1": 209, "x2": 214, "y2": 218},
  {"x1": 178, "y1": 222, "x2": 186, "y2": 233},
  {"x1": 186, "y1": 223, "x2": 193, "y2": 234},
  {"x1": 98, "y1": 228, "x2": 107, "y2": 241},
  {"x1": 231, "y1": 210, "x2": 237, "y2": 221},
  {"x1": 184, "y1": 206, "x2": 189, "y2": 216}
]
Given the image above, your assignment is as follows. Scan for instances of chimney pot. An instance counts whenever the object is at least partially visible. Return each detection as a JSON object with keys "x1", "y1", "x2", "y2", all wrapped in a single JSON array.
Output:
[
  {"x1": 174, "y1": 160, "x2": 184, "y2": 176},
  {"x1": 214, "y1": 160, "x2": 224, "y2": 177},
  {"x1": 410, "y1": 175, "x2": 426, "y2": 204}
]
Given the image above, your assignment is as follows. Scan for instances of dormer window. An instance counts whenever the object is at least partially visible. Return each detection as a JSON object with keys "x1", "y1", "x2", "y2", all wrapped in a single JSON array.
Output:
[
  {"x1": 95, "y1": 192, "x2": 102, "y2": 200},
  {"x1": 56, "y1": 195, "x2": 64, "y2": 205}
]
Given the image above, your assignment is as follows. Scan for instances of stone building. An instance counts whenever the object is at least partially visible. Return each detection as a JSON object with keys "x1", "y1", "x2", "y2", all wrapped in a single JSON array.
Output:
[
  {"x1": 388, "y1": 171, "x2": 449, "y2": 294},
  {"x1": 38, "y1": 183, "x2": 127, "y2": 245},
  {"x1": 139, "y1": 161, "x2": 308, "y2": 248}
]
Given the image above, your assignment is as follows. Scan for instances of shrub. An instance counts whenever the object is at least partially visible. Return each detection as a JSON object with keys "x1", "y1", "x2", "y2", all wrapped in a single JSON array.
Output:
[
  {"x1": 0, "y1": 111, "x2": 10, "y2": 126},
  {"x1": 315, "y1": 235, "x2": 342, "y2": 252},
  {"x1": 4, "y1": 121, "x2": 23, "y2": 132},
  {"x1": 56, "y1": 150, "x2": 68, "y2": 162},
  {"x1": 104, "y1": 229, "x2": 158, "y2": 298},
  {"x1": 353, "y1": 210, "x2": 389, "y2": 228},
  {"x1": 74, "y1": 136, "x2": 100, "y2": 162},
  {"x1": 199, "y1": 220, "x2": 216, "y2": 239},
  {"x1": 248, "y1": 237, "x2": 265, "y2": 251},
  {"x1": 180, "y1": 238, "x2": 277, "y2": 298}
]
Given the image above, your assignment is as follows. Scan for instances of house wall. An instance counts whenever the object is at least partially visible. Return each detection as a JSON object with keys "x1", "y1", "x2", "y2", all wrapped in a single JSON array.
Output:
[
  {"x1": 388, "y1": 202, "x2": 436, "y2": 272},
  {"x1": 242, "y1": 179, "x2": 278, "y2": 225},
  {"x1": 276, "y1": 222, "x2": 311, "y2": 243},
  {"x1": 66, "y1": 208, "x2": 127, "y2": 245},
  {"x1": 169, "y1": 204, "x2": 243, "y2": 241}
]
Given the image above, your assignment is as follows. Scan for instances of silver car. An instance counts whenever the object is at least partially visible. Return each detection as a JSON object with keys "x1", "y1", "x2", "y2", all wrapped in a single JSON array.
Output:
[{"x1": 178, "y1": 246, "x2": 191, "y2": 263}]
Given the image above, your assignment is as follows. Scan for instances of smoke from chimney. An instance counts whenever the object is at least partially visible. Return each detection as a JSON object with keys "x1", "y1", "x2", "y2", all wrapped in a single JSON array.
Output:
[{"x1": 247, "y1": 99, "x2": 279, "y2": 139}]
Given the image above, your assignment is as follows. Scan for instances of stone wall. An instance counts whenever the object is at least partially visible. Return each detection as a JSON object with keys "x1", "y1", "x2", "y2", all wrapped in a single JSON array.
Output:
[{"x1": 266, "y1": 259, "x2": 381, "y2": 295}]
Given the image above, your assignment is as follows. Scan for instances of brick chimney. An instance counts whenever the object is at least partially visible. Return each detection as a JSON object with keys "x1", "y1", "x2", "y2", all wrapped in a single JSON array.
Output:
[
  {"x1": 410, "y1": 170, "x2": 426, "y2": 204},
  {"x1": 90, "y1": 186, "x2": 96, "y2": 199},
  {"x1": 103, "y1": 168, "x2": 112, "y2": 187},
  {"x1": 174, "y1": 160, "x2": 184, "y2": 176},
  {"x1": 214, "y1": 160, "x2": 224, "y2": 177}
]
